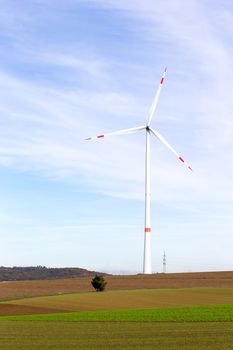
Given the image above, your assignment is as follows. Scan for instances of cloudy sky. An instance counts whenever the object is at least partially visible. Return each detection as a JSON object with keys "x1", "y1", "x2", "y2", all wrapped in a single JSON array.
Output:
[{"x1": 0, "y1": 0, "x2": 232, "y2": 273}]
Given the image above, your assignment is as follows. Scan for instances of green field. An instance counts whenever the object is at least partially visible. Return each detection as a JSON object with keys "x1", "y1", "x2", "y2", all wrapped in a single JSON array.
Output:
[
  {"x1": 2, "y1": 303, "x2": 233, "y2": 322},
  {"x1": 0, "y1": 321, "x2": 232, "y2": 350},
  {"x1": 0, "y1": 288, "x2": 233, "y2": 349}
]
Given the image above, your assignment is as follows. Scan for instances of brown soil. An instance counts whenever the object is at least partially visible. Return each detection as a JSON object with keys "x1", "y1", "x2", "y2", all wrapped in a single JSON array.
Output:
[
  {"x1": 0, "y1": 271, "x2": 232, "y2": 301},
  {"x1": 6, "y1": 287, "x2": 233, "y2": 315},
  {"x1": 0, "y1": 304, "x2": 62, "y2": 316}
]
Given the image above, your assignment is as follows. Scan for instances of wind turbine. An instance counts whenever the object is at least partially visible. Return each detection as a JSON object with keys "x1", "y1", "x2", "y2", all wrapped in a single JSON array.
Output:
[{"x1": 85, "y1": 67, "x2": 192, "y2": 274}]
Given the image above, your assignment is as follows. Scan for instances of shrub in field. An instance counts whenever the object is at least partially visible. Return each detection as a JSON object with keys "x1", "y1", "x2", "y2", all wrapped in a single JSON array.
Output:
[{"x1": 91, "y1": 275, "x2": 107, "y2": 292}]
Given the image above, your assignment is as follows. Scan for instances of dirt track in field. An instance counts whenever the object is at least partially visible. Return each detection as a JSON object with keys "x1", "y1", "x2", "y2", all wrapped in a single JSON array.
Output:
[{"x1": 0, "y1": 271, "x2": 232, "y2": 301}]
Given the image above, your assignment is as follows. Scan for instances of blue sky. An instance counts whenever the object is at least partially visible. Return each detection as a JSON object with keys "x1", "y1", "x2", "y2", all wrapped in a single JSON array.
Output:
[{"x1": 0, "y1": 0, "x2": 232, "y2": 273}]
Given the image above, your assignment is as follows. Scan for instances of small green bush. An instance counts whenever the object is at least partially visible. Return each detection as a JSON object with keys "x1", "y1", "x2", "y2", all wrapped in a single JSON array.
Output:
[{"x1": 91, "y1": 275, "x2": 107, "y2": 292}]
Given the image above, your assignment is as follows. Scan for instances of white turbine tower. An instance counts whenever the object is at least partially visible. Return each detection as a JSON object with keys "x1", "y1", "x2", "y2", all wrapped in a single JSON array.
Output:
[{"x1": 86, "y1": 68, "x2": 192, "y2": 274}]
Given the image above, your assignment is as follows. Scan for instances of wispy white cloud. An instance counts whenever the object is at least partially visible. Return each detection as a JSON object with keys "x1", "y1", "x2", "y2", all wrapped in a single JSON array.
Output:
[{"x1": 79, "y1": 0, "x2": 233, "y2": 193}]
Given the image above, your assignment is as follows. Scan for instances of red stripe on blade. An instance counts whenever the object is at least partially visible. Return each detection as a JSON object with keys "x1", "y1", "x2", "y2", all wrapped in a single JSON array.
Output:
[
  {"x1": 188, "y1": 166, "x2": 193, "y2": 171},
  {"x1": 179, "y1": 156, "x2": 185, "y2": 163},
  {"x1": 160, "y1": 77, "x2": 164, "y2": 84},
  {"x1": 97, "y1": 135, "x2": 104, "y2": 138},
  {"x1": 145, "y1": 228, "x2": 151, "y2": 232}
]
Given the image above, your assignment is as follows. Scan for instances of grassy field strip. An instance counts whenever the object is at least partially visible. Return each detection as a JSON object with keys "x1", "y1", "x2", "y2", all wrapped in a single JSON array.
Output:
[
  {"x1": 1, "y1": 304, "x2": 233, "y2": 322},
  {"x1": 4, "y1": 288, "x2": 233, "y2": 313},
  {"x1": 0, "y1": 321, "x2": 232, "y2": 350}
]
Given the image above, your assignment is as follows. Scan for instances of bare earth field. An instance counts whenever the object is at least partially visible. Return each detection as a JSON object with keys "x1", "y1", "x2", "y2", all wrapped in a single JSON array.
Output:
[
  {"x1": 0, "y1": 271, "x2": 232, "y2": 300},
  {"x1": 1, "y1": 288, "x2": 232, "y2": 316}
]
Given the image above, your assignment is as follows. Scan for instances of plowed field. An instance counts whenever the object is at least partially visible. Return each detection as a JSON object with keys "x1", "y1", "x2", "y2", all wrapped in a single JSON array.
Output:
[
  {"x1": 0, "y1": 287, "x2": 232, "y2": 316},
  {"x1": 0, "y1": 271, "x2": 232, "y2": 300}
]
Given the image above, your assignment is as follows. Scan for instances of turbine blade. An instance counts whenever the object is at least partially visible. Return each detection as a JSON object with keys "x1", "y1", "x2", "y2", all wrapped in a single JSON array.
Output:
[
  {"x1": 150, "y1": 127, "x2": 193, "y2": 171},
  {"x1": 85, "y1": 125, "x2": 145, "y2": 141},
  {"x1": 147, "y1": 67, "x2": 167, "y2": 126}
]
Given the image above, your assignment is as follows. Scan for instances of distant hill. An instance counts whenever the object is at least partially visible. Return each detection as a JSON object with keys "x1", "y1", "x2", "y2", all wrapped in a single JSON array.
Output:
[{"x1": 0, "y1": 266, "x2": 108, "y2": 281}]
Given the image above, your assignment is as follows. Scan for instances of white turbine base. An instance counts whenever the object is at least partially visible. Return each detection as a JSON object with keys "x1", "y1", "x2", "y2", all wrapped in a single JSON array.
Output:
[{"x1": 143, "y1": 230, "x2": 152, "y2": 274}]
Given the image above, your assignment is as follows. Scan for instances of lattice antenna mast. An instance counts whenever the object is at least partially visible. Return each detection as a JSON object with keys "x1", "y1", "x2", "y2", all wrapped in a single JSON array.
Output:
[{"x1": 163, "y1": 251, "x2": 166, "y2": 274}]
